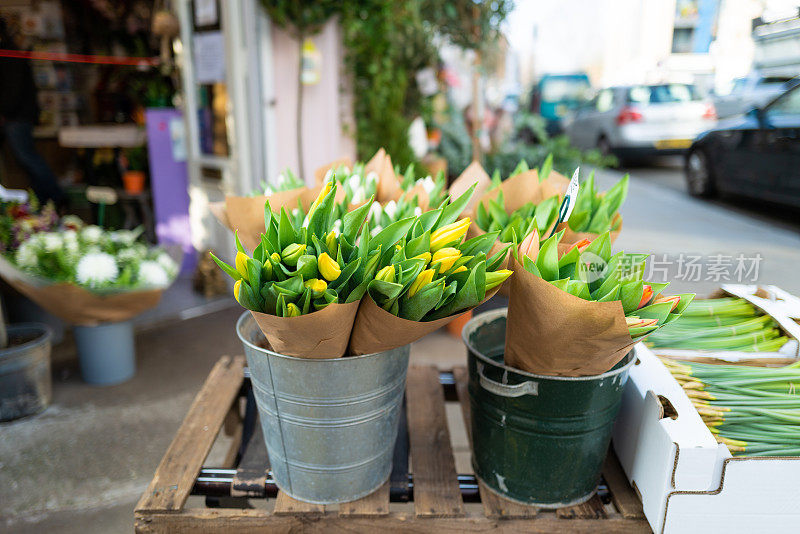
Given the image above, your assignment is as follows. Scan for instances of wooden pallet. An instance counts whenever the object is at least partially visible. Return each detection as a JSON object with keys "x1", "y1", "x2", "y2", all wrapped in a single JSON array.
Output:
[{"x1": 135, "y1": 356, "x2": 650, "y2": 533}]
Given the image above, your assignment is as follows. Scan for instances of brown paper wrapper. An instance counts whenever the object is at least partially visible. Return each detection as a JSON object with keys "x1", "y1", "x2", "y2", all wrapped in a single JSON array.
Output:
[
  {"x1": 448, "y1": 161, "x2": 491, "y2": 213},
  {"x1": 348, "y1": 288, "x2": 500, "y2": 356},
  {"x1": 556, "y1": 213, "x2": 623, "y2": 247},
  {"x1": 503, "y1": 256, "x2": 634, "y2": 377},
  {"x1": 222, "y1": 189, "x2": 306, "y2": 251},
  {"x1": 0, "y1": 257, "x2": 163, "y2": 326},
  {"x1": 364, "y1": 148, "x2": 404, "y2": 203},
  {"x1": 250, "y1": 300, "x2": 360, "y2": 359}
]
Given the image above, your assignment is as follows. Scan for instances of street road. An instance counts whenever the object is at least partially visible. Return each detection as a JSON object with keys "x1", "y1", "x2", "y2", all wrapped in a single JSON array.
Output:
[{"x1": 595, "y1": 157, "x2": 800, "y2": 296}]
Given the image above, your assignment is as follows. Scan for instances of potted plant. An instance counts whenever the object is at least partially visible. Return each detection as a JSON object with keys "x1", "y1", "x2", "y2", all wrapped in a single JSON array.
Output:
[{"x1": 122, "y1": 147, "x2": 148, "y2": 195}]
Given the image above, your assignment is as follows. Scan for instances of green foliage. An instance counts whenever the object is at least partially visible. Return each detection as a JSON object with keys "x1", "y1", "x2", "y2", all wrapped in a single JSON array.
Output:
[
  {"x1": 484, "y1": 112, "x2": 618, "y2": 178},
  {"x1": 422, "y1": 0, "x2": 514, "y2": 53},
  {"x1": 259, "y1": 0, "x2": 340, "y2": 37}
]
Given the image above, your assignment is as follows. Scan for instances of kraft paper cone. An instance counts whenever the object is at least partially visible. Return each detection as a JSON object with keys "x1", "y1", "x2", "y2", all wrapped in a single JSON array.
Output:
[
  {"x1": 314, "y1": 157, "x2": 354, "y2": 185},
  {"x1": 365, "y1": 148, "x2": 404, "y2": 203},
  {"x1": 0, "y1": 257, "x2": 163, "y2": 326},
  {"x1": 449, "y1": 161, "x2": 491, "y2": 213},
  {"x1": 209, "y1": 201, "x2": 231, "y2": 230},
  {"x1": 348, "y1": 288, "x2": 500, "y2": 356},
  {"x1": 224, "y1": 188, "x2": 305, "y2": 251},
  {"x1": 503, "y1": 256, "x2": 634, "y2": 377},
  {"x1": 544, "y1": 169, "x2": 572, "y2": 193},
  {"x1": 250, "y1": 300, "x2": 360, "y2": 359},
  {"x1": 557, "y1": 213, "x2": 623, "y2": 247}
]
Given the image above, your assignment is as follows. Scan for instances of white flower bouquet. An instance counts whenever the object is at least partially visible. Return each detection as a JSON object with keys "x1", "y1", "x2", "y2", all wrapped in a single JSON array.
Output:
[{"x1": 0, "y1": 225, "x2": 179, "y2": 326}]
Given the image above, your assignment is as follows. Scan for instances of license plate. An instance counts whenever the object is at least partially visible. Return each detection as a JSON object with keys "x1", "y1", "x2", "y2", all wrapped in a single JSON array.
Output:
[{"x1": 655, "y1": 138, "x2": 692, "y2": 149}]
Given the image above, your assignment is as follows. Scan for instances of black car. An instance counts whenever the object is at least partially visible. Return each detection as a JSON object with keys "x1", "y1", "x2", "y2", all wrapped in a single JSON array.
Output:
[{"x1": 685, "y1": 82, "x2": 800, "y2": 208}]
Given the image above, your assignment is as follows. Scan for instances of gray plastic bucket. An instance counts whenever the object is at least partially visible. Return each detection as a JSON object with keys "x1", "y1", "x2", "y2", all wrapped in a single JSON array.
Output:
[
  {"x1": 462, "y1": 308, "x2": 635, "y2": 507},
  {"x1": 74, "y1": 321, "x2": 135, "y2": 386},
  {"x1": 0, "y1": 323, "x2": 52, "y2": 421},
  {"x1": 236, "y1": 312, "x2": 410, "y2": 504}
]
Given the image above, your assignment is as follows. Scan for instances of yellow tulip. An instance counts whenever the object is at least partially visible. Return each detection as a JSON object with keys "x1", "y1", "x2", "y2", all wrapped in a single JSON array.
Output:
[
  {"x1": 325, "y1": 231, "x2": 337, "y2": 254},
  {"x1": 270, "y1": 252, "x2": 281, "y2": 263},
  {"x1": 307, "y1": 180, "x2": 333, "y2": 220},
  {"x1": 431, "y1": 247, "x2": 461, "y2": 272},
  {"x1": 286, "y1": 303, "x2": 301, "y2": 317},
  {"x1": 281, "y1": 243, "x2": 306, "y2": 267},
  {"x1": 318, "y1": 252, "x2": 341, "y2": 281},
  {"x1": 408, "y1": 269, "x2": 435, "y2": 298},
  {"x1": 412, "y1": 251, "x2": 432, "y2": 265},
  {"x1": 233, "y1": 279, "x2": 242, "y2": 304},
  {"x1": 452, "y1": 266, "x2": 467, "y2": 274},
  {"x1": 235, "y1": 251, "x2": 249, "y2": 280},
  {"x1": 430, "y1": 218, "x2": 470, "y2": 252},
  {"x1": 485, "y1": 269, "x2": 513, "y2": 291},
  {"x1": 304, "y1": 278, "x2": 327, "y2": 295},
  {"x1": 375, "y1": 264, "x2": 395, "y2": 283}
]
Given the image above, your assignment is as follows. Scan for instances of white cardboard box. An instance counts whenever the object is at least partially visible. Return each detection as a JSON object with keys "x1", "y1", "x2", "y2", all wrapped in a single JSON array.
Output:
[{"x1": 613, "y1": 344, "x2": 800, "y2": 534}]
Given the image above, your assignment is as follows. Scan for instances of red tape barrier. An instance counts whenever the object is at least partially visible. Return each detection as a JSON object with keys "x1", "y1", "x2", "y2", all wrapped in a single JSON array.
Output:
[{"x1": 0, "y1": 49, "x2": 159, "y2": 66}]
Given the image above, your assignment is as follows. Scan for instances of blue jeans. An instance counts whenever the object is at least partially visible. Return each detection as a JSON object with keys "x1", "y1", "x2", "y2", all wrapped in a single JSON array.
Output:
[{"x1": 2, "y1": 120, "x2": 65, "y2": 205}]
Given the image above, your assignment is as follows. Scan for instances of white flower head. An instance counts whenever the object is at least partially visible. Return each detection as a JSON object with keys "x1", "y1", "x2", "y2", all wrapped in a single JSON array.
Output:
[
  {"x1": 368, "y1": 202, "x2": 383, "y2": 224},
  {"x1": 138, "y1": 261, "x2": 170, "y2": 288},
  {"x1": 346, "y1": 174, "x2": 362, "y2": 192},
  {"x1": 370, "y1": 224, "x2": 383, "y2": 237},
  {"x1": 414, "y1": 206, "x2": 423, "y2": 217},
  {"x1": 419, "y1": 176, "x2": 436, "y2": 194},
  {"x1": 156, "y1": 252, "x2": 178, "y2": 276},
  {"x1": 383, "y1": 200, "x2": 398, "y2": 219},
  {"x1": 351, "y1": 187, "x2": 366, "y2": 205},
  {"x1": 15, "y1": 242, "x2": 37, "y2": 268},
  {"x1": 81, "y1": 225, "x2": 103, "y2": 244},
  {"x1": 110, "y1": 230, "x2": 138, "y2": 246},
  {"x1": 366, "y1": 171, "x2": 379, "y2": 184},
  {"x1": 324, "y1": 169, "x2": 334, "y2": 182},
  {"x1": 43, "y1": 233, "x2": 63, "y2": 252},
  {"x1": 291, "y1": 208, "x2": 300, "y2": 217},
  {"x1": 276, "y1": 173, "x2": 287, "y2": 187},
  {"x1": 333, "y1": 218, "x2": 342, "y2": 229},
  {"x1": 76, "y1": 253, "x2": 118, "y2": 287}
]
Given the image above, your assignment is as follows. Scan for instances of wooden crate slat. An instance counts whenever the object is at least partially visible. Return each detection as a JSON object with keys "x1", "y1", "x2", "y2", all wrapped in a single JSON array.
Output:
[
  {"x1": 556, "y1": 494, "x2": 607, "y2": 519},
  {"x1": 406, "y1": 365, "x2": 464, "y2": 518},
  {"x1": 602, "y1": 452, "x2": 645, "y2": 519},
  {"x1": 135, "y1": 355, "x2": 245, "y2": 513},
  {"x1": 452, "y1": 367, "x2": 539, "y2": 519},
  {"x1": 135, "y1": 509, "x2": 652, "y2": 533},
  {"x1": 273, "y1": 492, "x2": 325, "y2": 514},
  {"x1": 338, "y1": 481, "x2": 391, "y2": 517}
]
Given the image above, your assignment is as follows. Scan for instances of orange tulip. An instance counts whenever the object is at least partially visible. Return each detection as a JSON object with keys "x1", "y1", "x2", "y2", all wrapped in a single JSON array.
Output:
[{"x1": 638, "y1": 284, "x2": 654, "y2": 309}]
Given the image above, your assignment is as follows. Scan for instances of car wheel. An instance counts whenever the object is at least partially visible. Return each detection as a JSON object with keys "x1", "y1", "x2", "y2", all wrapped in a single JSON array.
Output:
[
  {"x1": 685, "y1": 149, "x2": 716, "y2": 198},
  {"x1": 597, "y1": 135, "x2": 612, "y2": 157}
]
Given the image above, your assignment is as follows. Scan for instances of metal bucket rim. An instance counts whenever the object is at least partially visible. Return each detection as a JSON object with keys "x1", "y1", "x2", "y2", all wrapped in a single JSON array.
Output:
[
  {"x1": 0, "y1": 322, "x2": 52, "y2": 358},
  {"x1": 462, "y1": 307, "x2": 636, "y2": 382},
  {"x1": 236, "y1": 311, "x2": 408, "y2": 362}
]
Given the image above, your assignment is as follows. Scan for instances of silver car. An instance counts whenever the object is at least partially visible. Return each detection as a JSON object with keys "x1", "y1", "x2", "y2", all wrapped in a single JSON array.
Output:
[
  {"x1": 713, "y1": 73, "x2": 796, "y2": 119},
  {"x1": 564, "y1": 83, "x2": 718, "y2": 163}
]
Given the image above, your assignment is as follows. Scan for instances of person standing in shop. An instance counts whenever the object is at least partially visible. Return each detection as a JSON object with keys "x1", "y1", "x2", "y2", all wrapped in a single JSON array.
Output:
[{"x1": 0, "y1": 17, "x2": 65, "y2": 206}]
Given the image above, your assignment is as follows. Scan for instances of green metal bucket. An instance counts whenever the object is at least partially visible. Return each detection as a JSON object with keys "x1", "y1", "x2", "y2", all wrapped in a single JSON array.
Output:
[{"x1": 462, "y1": 308, "x2": 635, "y2": 508}]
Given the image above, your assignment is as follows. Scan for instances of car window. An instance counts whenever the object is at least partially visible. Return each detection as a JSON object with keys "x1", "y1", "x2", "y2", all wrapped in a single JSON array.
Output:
[
  {"x1": 767, "y1": 87, "x2": 800, "y2": 116},
  {"x1": 760, "y1": 76, "x2": 793, "y2": 87},
  {"x1": 627, "y1": 84, "x2": 699, "y2": 104},
  {"x1": 541, "y1": 79, "x2": 591, "y2": 102},
  {"x1": 596, "y1": 89, "x2": 614, "y2": 112}
]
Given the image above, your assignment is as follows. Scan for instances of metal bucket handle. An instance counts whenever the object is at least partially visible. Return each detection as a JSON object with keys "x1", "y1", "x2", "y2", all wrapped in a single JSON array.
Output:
[{"x1": 477, "y1": 362, "x2": 539, "y2": 397}]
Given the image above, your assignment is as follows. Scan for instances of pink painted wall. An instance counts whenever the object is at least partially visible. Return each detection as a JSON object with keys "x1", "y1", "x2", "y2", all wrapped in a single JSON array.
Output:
[{"x1": 271, "y1": 18, "x2": 356, "y2": 184}]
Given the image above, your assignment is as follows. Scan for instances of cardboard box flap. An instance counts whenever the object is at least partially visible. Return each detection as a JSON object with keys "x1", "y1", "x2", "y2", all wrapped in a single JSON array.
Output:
[{"x1": 721, "y1": 284, "x2": 800, "y2": 342}]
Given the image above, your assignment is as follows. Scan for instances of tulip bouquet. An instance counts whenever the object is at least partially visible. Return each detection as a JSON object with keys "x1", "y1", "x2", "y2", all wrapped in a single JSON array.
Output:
[
  {"x1": 256, "y1": 168, "x2": 305, "y2": 196},
  {"x1": 504, "y1": 227, "x2": 693, "y2": 376},
  {"x1": 475, "y1": 189, "x2": 561, "y2": 244},
  {"x1": 397, "y1": 164, "x2": 448, "y2": 208},
  {"x1": 348, "y1": 183, "x2": 513, "y2": 354},
  {"x1": 560, "y1": 172, "x2": 627, "y2": 241}
]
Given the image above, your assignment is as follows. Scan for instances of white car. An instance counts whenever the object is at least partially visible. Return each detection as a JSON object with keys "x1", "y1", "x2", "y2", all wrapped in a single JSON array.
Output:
[{"x1": 564, "y1": 83, "x2": 717, "y2": 163}]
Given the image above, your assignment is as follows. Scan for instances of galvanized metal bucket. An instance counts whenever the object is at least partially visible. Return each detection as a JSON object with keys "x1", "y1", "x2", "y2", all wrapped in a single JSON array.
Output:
[
  {"x1": 462, "y1": 308, "x2": 635, "y2": 508},
  {"x1": 236, "y1": 312, "x2": 410, "y2": 504},
  {"x1": 74, "y1": 321, "x2": 135, "y2": 386},
  {"x1": 0, "y1": 323, "x2": 52, "y2": 421}
]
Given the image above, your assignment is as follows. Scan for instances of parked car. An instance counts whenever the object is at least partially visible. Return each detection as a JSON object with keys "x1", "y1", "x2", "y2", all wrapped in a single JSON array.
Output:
[
  {"x1": 564, "y1": 83, "x2": 717, "y2": 163},
  {"x1": 685, "y1": 82, "x2": 800, "y2": 208},
  {"x1": 713, "y1": 73, "x2": 797, "y2": 119},
  {"x1": 529, "y1": 73, "x2": 591, "y2": 135}
]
